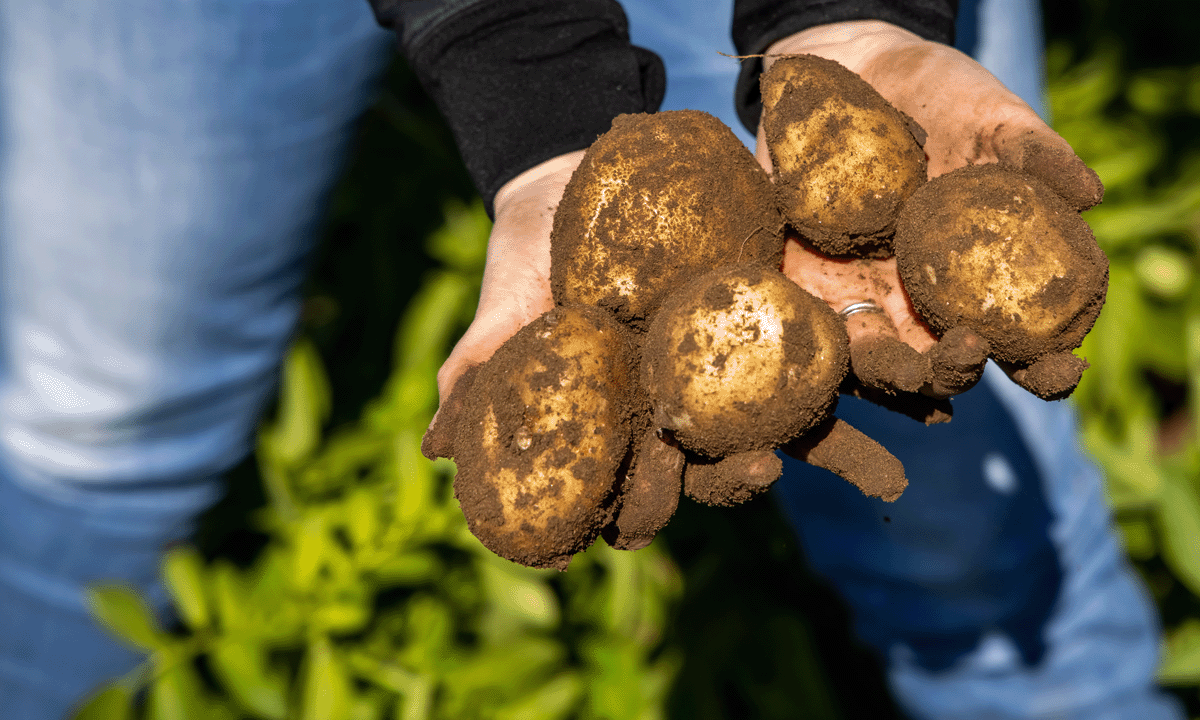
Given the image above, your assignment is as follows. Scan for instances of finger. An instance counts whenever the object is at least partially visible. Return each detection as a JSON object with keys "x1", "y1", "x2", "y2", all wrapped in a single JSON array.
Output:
[
  {"x1": 845, "y1": 307, "x2": 931, "y2": 394},
  {"x1": 992, "y1": 125, "x2": 1104, "y2": 211},
  {"x1": 843, "y1": 381, "x2": 954, "y2": 425},
  {"x1": 603, "y1": 428, "x2": 685, "y2": 551},
  {"x1": 1003, "y1": 352, "x2": 1089, "y2": 400},
  {"x1": 781, "y1": 416, "x2": 907, "y2": 501},
  {"x1": 422, "y1": 362, "x2": 482, "y2": 460},
  {"x1": 682, "y1": 450, "x2": 783, "y2": 507},
  {"x1": 754, "y1": 120, "x2": 774, "y2": 174},
  {"x1": 922, "y1": 325, "x2": 990, "y2": 399}
]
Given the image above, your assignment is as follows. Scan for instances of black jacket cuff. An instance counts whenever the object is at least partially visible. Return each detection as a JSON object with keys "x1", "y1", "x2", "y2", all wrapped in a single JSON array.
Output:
[{"x1": 732, "y1": 0, "x2": 958, "y2": 135}]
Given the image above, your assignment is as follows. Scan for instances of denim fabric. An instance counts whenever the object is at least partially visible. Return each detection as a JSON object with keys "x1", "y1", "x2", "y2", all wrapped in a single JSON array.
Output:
[
  {"x1": 625, "y1": 0, "x2": 1183, "y2": 717},
  {"x1": 0, "y1": 1, "x2": 392, "y2": 716}
]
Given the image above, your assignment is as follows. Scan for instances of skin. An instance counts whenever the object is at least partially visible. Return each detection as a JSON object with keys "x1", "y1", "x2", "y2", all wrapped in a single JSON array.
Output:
[{"x1": 432, "y1": 20, "x2": 1103, "y2": 420}]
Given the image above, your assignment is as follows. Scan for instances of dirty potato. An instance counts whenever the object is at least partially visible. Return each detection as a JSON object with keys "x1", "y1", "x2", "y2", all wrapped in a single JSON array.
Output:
[
  {"x1": 894, "y1": 163, "x2": 1108, "y2": 398},
  {"x1": 551, "y1": 110, "x2": 784, "y2": 329},
  {"x1": 452, "y1": 305, "x2": 637, "y2": 569},
  {"x1": 761, "y1": 54, "x2": 927, "y2": 256}
]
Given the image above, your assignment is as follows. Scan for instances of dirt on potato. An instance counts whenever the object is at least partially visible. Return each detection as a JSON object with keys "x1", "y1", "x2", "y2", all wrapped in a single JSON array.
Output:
[
  {"x1": 642, "y1": 263, "x2": 849, "y2": 457},
  {"x1": 551, "y1": 110, "x2": 784, "y2": 330},
  {"x1": 761, "y1": 54, "x2": 927, "y2": 257},
  {"x1": 452, "y1": 305, "x2": 639, "y2": 570},
  {"x1": 894, "y1": 163, "x2": 1108, "y2": 365}
]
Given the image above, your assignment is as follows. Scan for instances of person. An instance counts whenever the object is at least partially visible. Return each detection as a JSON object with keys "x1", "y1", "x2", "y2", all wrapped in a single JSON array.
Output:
[{"x1": 0, "y1": 2, "x2": 1180, "y2": 720}]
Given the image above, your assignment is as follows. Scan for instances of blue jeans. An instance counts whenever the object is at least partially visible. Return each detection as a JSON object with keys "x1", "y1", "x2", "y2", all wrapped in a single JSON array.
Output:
[
  {"x1": 0, "y1": 1, "x2": 392, "y2": 716},
  {"x1": 625, "y1": 0, "x2": 1183, "y2": 718}
]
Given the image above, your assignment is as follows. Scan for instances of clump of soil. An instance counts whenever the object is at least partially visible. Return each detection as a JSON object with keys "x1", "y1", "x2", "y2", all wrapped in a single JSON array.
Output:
[
  {"x1": 683, "y1": 450, "x2": 783, "y2": 507},
  {"x1": 761, "y1": 54, "x2": 927, "y2": 256},
  {"x1": 551, "y1": 110, "x2": 784, "y2": 330},
  {"x1": 602, "y1": 428, "x2": 685, "y2": 551}
]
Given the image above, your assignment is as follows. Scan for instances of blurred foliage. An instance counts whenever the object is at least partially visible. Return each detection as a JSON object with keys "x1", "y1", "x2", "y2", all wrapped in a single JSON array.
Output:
[
  {"x1": 1047, "y1": 31, "x2": 1200, "y2": 716},
  {"x1": 74, "y1": 200, "x2": 681, "y2": 720}
]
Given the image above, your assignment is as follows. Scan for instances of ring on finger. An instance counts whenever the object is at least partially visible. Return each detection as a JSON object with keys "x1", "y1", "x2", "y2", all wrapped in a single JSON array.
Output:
[{"x1": 838, "y1": 300, "x2": 884, "y2": 318}]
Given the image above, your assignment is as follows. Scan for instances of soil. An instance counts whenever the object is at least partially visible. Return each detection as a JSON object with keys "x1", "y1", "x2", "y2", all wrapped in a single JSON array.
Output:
[
  {"x1": 603, "y1": 427, "x2": 685, "y2": 550},
  {"x1": 1009, "y1": 351, "x2": 1089, "y2": 400},
  {"x1": 421, "y1": 362, "x2": 482, "y2": 461},
  {"x1": 849, "y1": 333, "x2": 930, "y2": 394},
  {"x1": 783, "y1": 417, "x2": 908, "y2": 502},
  {"x1": 683, "y1": 450, "x2": 783, "y2": 507},
  {"x1": 925, "y1": 325, "x2": 990, "y2": 397}
]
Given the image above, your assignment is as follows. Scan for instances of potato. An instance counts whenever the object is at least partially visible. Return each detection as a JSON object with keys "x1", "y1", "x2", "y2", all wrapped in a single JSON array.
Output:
[
  {"x1": 641, "y1": 263, "x2": 849, "y2": 457},
  {"x1": 761, "y1": 54, "x2": 927, "y2": 256},
  {"x1": 451, "y1": 305, "x2": 637, "y2": 569},
  {"x1": 894, "y1": 163, "x2": 1107, "y2": 397},
  {"x1": 551, "y1": 110, "x2": 784, "y2": 329}
]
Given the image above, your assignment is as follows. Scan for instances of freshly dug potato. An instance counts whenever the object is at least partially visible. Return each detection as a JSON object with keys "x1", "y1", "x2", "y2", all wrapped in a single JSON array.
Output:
[
  {"x1": 551, "y1": 110, "x2": 784, "y2": 329},
  {"x1": 450, "y1": 305, "x2": 637, "y2": 570},
  {"x1": 641, "y1": 263, "x2": 849, "y2": 458},
  {"x1": 761, "y1": 54, "x2": 927, "y2": 256},
  {"x1": 894, "y1": 163, "x2": 1107, "y2": 398}
]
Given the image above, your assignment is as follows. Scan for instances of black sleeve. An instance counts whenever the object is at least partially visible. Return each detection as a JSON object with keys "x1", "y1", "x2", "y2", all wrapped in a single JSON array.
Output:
[
  {"x1": 732, "y1": 0, "x2": 959, "y2": 134},
  {"x1": 367, "y1": 0, "x2": 665, "y2": 217}
]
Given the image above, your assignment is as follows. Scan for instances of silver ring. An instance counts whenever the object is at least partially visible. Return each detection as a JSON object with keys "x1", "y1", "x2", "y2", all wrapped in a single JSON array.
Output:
[{"x1": 838, "y1": 300, "x2": 883, "y2": 318}]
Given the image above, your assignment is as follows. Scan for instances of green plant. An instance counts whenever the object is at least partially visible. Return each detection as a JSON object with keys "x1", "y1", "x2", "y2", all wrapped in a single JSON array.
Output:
[
  {"x1": 1050, "y1": 39, "x2": 1200, "y2": 711},
  {"x1": 73, "y1": 200, "x2": 680, "y2": 720}
]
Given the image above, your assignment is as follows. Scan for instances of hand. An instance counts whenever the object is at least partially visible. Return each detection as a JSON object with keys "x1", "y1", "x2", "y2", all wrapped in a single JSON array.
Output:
[
  {"x1": 434, "y1": 150, "x2": 586, "y2": 404},
  {"x1": 754, "y1": 21, "x2": 1102, "y2": 397}
]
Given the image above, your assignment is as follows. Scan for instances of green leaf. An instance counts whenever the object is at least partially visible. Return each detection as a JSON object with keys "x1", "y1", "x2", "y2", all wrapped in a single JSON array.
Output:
[
  {"x1": 213, "y1": 561, "x2": 252, "y2": 632},
  {"x1": 1157, "y1": 471, "x2": 1200, "y2": 597},
  {"x1": 301, "y1": 634, "x2": 352, "y2": 720},
  {"x1": 1126, "y1": 68, "x2": 1187, "y2": 115},
  {"x1": 71, "y1": 683, "x2": 133, "y2": 720},
  {"x1": 147, "y1": 659, "x2": 206, "y2": 720},
  {"x1": 210, "y1": 638, "x2": 289, "y2": 720},
  {"x1": 1136, "y1": 245, "x2": 1194, "y2": 302},
  {"x1": 291, "y1": 514, "x2": 329, "y2": 590},
  {"x1": 161, "y1": 546, "x2": 209, "y2": 630},
  {"x1": 395, "y1": 271, "x2": 473, "y2": 372},
  {"x1": 1115, "y1": 516, "x2": 1157, "y2": 560},
  {"x1": 265, "y1": 338, "x2": 332, "y2": 466},
  {"x1": 479, "y1": 556, "x2": 560, "y2": 631},
  {"x1": 86, "y1": 585, "x2": 166, "y2": 651},
  {"x1": 1160, "y1": 620, "x2": 1200, "y2": 684},
  {"x1": 389, "y1": 430, "x2": 437, "y2": 543},
  {"x1": 425, "y1": 198, "x2": 490, "y2": 273},
  {"x1": 344, "y1": 485, "x2": 380, "y2": 552},
  {"x1": 372, "y1": 551, "x2": 441, "y2": 585},
  {"x1": 494, "y1": 673, "x2": 583, "y2": 720}
]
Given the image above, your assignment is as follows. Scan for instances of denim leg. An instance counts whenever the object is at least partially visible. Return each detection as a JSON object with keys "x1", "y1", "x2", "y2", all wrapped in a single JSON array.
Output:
[
  {"x1": 0, "y1": 2, "x2": 391, "y2": 716},
  {"x1": 624, "y1": 0, "x2": 1181, "y2": 717}
]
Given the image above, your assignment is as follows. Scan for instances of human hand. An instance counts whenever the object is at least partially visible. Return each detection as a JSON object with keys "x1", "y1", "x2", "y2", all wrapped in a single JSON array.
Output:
[
  {"x1": 422, "y1": 150, "x2": 584, "y2": 457},
  {"x1": 754, "y1": 21, "x2": 1102, "y2": 401}
]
